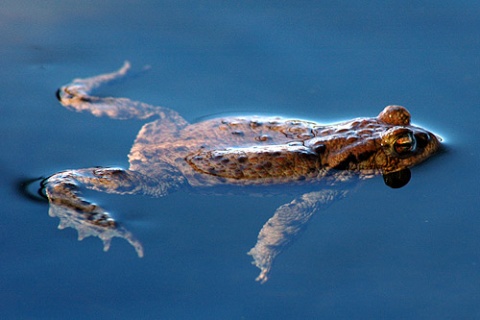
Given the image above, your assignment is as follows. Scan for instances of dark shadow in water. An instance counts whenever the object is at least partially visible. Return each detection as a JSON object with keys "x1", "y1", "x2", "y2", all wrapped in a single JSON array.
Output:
[{"x1": 17, "y1": 176, "x2": 48, "y2": 203}]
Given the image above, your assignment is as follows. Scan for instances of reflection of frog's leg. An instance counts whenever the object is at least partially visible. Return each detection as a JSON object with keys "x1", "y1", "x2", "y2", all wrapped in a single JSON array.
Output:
[
  {"x1": 56, "y1": 61, "x2": 188, "y2": 127},
  {"x1": 44, "y1": 167, "x2": 179, "y2": 257},
  {"x1": 247, "y1": 189, "x2": 348, "y2": 283}
]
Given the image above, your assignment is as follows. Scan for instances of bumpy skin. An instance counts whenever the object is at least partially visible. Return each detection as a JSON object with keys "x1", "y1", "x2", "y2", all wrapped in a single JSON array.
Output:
[{"x1": 45, "y1": 62, "x2": 440, "y2": 283}]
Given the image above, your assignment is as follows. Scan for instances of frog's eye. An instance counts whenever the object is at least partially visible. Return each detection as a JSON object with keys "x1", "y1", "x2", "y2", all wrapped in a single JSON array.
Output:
[
  {"x1": 382, "y1": 127, "x2": 418, "y2": 157},
  {"x1": 393, "y1": 132, "x2": 416, "y2": 156}
]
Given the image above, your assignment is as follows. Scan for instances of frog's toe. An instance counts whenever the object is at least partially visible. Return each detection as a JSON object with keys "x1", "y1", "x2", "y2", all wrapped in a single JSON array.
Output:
[{"x1": 247, "y1": 247, "x2": 273, "y2": 284}]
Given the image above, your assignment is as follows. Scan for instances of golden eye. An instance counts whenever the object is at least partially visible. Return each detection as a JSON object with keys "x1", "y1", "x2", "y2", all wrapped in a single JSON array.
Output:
[
  {"x1": 381, "y1": 127, "x2": 418, "y2": 158},
  {"x1": 393, "y1": 132, "x2": 416, "y2": 155}
]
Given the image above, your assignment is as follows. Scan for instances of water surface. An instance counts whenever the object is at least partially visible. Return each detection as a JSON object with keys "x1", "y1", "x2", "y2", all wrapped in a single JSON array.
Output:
[{"x1": 2, "y1": 1, "x2": 480, "y2": 318}]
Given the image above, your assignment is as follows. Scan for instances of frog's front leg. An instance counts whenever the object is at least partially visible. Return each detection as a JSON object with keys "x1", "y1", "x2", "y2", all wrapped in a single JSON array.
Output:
[
  {"x1": 43, "y1": 167, "x2": 171, "y2": 257},
  {"x1": 247, "y1": 189, "x2": 348, "y2": 283}
]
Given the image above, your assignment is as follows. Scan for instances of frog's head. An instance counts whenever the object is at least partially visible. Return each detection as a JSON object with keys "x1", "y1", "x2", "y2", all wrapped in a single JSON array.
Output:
[
  {"x1": 308, "y1": 105, "x2": 440, "y2": 188},
  {"x1": 376, "y1": 105, "x2": 441, "y2": 188}
]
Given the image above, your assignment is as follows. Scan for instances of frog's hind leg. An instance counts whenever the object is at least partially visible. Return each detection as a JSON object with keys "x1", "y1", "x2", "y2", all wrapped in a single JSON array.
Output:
[
  {"x1": 43, "y1": 167, "x2": 171, "y2": 257},
  {"x1": 247, "y1": 189, "x2": 348, "y2": 283},
  {"x1": 56, "y1": 61, "x2": 188, "y2": 127}
]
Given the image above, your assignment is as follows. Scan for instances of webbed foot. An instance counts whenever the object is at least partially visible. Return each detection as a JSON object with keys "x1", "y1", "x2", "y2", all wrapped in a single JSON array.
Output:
[
  {"x1": 48, "y1": 202, "x2": 144, "y2": 257},
  {"x1": 42, "y1": 168, "x2": 150, "y2": 257}
]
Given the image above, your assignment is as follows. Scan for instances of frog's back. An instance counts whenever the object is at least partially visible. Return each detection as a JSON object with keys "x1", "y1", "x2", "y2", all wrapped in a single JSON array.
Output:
[
  {"x1": 128, "y1": 106, "x2": 440, "y2": 188},
  {"x1": 128, "y1": 116, "x2": 321, "y2": 185},
  {"x1": 181, "y1": 116, "x2": 317, "y2": 147}
]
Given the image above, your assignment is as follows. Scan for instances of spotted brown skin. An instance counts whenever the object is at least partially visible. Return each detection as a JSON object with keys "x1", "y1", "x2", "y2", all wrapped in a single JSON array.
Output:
[
  {"x1": 44, "y1": 62, "x2": 441, "y2": 282},
  {"x1": 146, "y1": 106, "x2": 439, "y2": 188}
]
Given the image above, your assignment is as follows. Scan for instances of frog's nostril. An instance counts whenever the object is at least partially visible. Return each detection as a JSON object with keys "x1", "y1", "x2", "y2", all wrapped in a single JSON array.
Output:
[{"x1": 414, "y1": 132, "x2": 429, "y2": 149}]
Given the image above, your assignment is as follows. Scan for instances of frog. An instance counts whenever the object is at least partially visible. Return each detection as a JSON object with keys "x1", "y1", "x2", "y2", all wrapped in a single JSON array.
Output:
[{"x1": 44, "y1": 62, "x2": 441, "y2": 283}]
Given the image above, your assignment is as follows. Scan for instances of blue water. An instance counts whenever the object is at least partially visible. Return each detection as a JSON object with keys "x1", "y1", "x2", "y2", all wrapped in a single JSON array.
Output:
[{"x1": 2, "y1": 1, "x2": 480, "y2": 318}]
